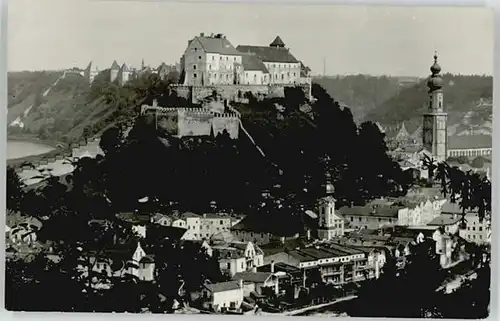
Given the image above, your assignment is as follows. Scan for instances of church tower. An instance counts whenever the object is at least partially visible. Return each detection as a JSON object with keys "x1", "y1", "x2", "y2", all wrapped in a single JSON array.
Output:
[
  {"x1": 422, "y1": 53, "x2": 447, "y2": 162},
  {"x1": 317, "y1": 172, "x2": 344, "y2": 240}
]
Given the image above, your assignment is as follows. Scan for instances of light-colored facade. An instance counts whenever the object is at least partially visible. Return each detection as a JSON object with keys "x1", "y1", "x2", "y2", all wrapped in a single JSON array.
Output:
[
  {"x1": 201, "y1": 280, "x2": 244, "y2": 312},
  {"x1": 180, "y1": 212, "x2": 232, "y2": 241},
  {"x1": 237, "y1": 36, "x2": 301, "y2": 85},
  {"x1": 339, "y1": 205, "x2": 403, "y2": 230},
  {"x1": 397, "y1": 199, "x2": 446, "y2": 226},
  {"x1": 182, "y1": 33, "x2": 243, "y2": 86},
  {"x1": 214, "y1": 241, "x2": 265, "y2": 277},
  {"x1": 459, "y1": 213, "x2": 490, "y2": 244}
]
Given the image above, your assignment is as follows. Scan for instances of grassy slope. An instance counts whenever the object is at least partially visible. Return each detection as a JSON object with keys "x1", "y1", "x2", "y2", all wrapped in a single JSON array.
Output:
[{"x1": 7, "y1": 71, "x2": 116, "y2": 145}]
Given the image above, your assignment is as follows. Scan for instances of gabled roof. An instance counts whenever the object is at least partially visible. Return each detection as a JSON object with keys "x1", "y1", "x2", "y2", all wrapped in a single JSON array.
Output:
[
  {"x1": 241, "y1": 54, "x2": 269, "y2": 73},
  {"x1": 270, "y1": 36, "x2": 285, "y2": 47},
  {"x1": 120, "y1": 63, "x2": 129, "y2": 72},
  {"x1": 204, "y1": 280, "x2": 241, "y2": 293},
  {"x1": 193, "y1": 35, "x2": 241, "y2": 55},
  {"x1": 236, "y1": 45, "x2": 299, "y2": 63},
  {"x1": 427, "y1": 214, "x2": 461, "y2": 226},
  {"x1": 233, "y1": 272, "x2": 272, "y2": 284},
  {"x1": 337, "y1": 205, "x2": 402, "y2": 218},
  {"x1": 110, "y1": 60, "x2": 120, "y2": 70},
  {"x1": 181, "y1": 212, "x2": 200, "y2": 218},
  {"x1": 448, "y1": 135, "x2": 492, "y2": 150},
  {"x1": 440, "y1": 201, "x2": 462, "y2": 215}
]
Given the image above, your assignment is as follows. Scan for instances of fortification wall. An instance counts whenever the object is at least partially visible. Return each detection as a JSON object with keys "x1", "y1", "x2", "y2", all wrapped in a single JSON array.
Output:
[{"x1": 212, "y1": 115, "x2": 240, "y2": 139}]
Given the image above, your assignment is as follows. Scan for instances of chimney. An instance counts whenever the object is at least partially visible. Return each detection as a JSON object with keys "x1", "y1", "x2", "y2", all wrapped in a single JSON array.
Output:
[
  {"x1": 152, "y1": 99, "x2": 158, "y2": 107},
  {"x1": 203, "y1": 213, "x2": 207, "y2": 218},
  {"x1": 270, "y1": 260, "x2": 275, "y2": 273},
  {"x1": 200, "y1": 32, "x2": 205, "y2": 37},
  {"x1": 252, "y1": 266, "x2": 257, "y2": 273}
]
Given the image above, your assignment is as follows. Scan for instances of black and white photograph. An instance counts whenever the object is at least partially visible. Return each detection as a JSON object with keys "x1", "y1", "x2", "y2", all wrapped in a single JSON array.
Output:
[{"x1": 4, "y1": 1, "x2": 493, "y2": 318}]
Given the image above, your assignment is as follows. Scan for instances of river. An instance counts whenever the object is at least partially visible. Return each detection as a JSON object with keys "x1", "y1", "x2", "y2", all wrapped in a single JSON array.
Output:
[{"x1": 7, "y1": 140, "x2": 55, "y2": 160}]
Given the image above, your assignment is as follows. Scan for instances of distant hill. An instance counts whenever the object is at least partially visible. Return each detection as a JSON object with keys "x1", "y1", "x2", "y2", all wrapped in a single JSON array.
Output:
[
  {"x1": 364, "y1": 73, "x2": 493, "y2": 134},
  {"x1": 7, "y1": 70, "x2": 134, "y2": 145},
  {"x1": 313, "y1": 75, "x2": 405, "y2": 122}
]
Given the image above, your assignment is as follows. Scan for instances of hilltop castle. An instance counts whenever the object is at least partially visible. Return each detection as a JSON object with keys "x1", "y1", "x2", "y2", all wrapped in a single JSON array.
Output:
[{"x1": 177, "y1": 33, "x2": 312, "y2": 102}]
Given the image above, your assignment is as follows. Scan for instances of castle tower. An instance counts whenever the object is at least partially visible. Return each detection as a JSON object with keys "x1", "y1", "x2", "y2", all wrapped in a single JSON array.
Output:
[
  {"x1": 422, "y1": 53, "x2": 447, "y2": 162},
  {"x1": 317, "y1": 171, "x2": 343, "y2": 240}
]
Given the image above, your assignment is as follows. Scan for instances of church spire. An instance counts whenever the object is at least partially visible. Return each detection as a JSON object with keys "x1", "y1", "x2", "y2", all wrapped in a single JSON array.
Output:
[{"x1": 427, "y1": 52, "x2": 443, "y2": 92}]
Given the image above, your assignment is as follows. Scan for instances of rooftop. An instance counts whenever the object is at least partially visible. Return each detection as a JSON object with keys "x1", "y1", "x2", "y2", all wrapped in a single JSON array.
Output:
[
  {"x1": 237, "y1": 45, "x2": 299, "y2": 63},
  {"x1": 192, "y1": 34, "x2": 241, "y2": 55},
  {"x1": 427, "y1": 214, "x2": 461, "y2": 226},
  {"x1": 241, "y1": 54, "x2": 269, "y2": 73},
  {"x1": 448, "y1": 135, "x2": 492, "y2": 150},
  {"x1": 233, "y1": 272, "x2": 272, "y2": 283},
  {"x1": 337, "y1": 204, "x2": 402, "y2": 218},
  {"x1": 205, "y1": 280, "x2": 241, "y2": 293}
]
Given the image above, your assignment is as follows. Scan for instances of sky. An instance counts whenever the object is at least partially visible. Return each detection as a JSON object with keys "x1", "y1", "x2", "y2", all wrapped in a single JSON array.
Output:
[{"x1": 7, "y1": 0, "x2": 494, "y2": 76}]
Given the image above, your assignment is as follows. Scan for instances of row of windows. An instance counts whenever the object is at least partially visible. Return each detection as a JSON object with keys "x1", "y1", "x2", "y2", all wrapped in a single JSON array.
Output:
[
  {"x1": 350, "y1": 216, "x2": 394, "y2": 223},
  {"x1": 266, "y1": 63, "x2": 299, "y2": 70}
]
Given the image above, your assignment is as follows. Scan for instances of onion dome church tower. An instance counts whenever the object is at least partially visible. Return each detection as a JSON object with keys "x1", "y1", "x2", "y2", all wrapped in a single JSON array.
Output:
[
  {"x1": 422, "y1": 53, "x2": 448, "y2": 162},
  {"x1": 317, "y1": 171, "x2": 344, "y2": 240}
]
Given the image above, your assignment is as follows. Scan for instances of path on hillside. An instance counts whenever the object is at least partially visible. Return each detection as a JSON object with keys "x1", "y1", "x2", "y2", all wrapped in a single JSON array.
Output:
[{"x1": 9, "y1": 71, "x2": 67, "y2": 128}]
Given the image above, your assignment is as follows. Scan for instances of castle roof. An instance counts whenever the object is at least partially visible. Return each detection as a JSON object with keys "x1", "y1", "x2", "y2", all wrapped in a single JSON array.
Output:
[
  {"x1": 236, "y1": 45, "x2": 299, "y2": 63},
  {"x1": 241, "y1": 54, "x2": 269, "y2": 73},
  {"x1": 111, "y1": 60, "x2": 120, "y2": 70},
  {"x1": 269, "y1": 35, "x2": 285, "y2": 48},
  {"x1": 120, "y1": 63, "x2": 130, "y2": 72},
  {"x1": 447, "y1": 135, "x2": 492, "y2": 150},
  {"x1": 194, "y1": 35, "x2": 241, "y2": 55}
]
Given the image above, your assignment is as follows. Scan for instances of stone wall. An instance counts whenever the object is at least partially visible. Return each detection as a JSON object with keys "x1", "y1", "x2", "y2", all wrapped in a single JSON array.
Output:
[
  {"x1": 142, "y1": 105, "x2": 240, "y2": 140},
  {"x1": 170, "y1": 83, "x2": 312, "y2": 104}
]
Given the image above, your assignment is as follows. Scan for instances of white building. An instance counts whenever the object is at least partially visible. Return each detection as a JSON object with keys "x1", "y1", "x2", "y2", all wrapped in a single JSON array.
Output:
[
  {"x1": 459, "y1": 212, "x2": 490, "y2": 244},
  {"x1": 317, "y1": 196, "x2": 345, "y2": 240},
  {"x1": 201, "y1": 280, "x2": 244, "y2": 312},
  {"x1": 212, "y1": 241, "x2": 265, "y2": 277},
  {"x1": 237, "y1": 36, "x2": 301, "y2": 85},
  {"x1": 181, "y1": 33, "x2": 243, "y2": 86}
]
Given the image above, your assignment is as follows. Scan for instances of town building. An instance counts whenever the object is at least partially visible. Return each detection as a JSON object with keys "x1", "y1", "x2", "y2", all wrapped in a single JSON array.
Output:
[
  {"x1": 77, "y1": 241, "x2": 156, "y2": 288},
  {"x1": 264, "y1": 243, "x2": 381, "y2": 285},
  {"x1": 337, "y1": 203, "x2": 403, "y2": 230},
  {"x1": 232, "y1": 271, "x2": 280, "y2": 296},
  {"x1": 459, "y1": 212, "x2": 491, "y2": 244},
  {"x1": 447, "y1": 135, "x2": 492, "y2": 157},
  {"x1": 212, "y1": 241, "x2": 265, "y2": 277},
  {"x1": 201, "y1": 280, "x2": 244, "y2": 313},
  {"x1": 179, "y1": 212, "x2": 232, "y2": 241},
  {"x1": 230, "y1": 215, "x2": 301, "y2": 246}
]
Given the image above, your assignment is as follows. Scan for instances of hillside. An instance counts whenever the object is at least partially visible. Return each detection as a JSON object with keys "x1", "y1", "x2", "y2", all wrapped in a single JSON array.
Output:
[
  {"x1": 364, "y1": 74, "x2": 493, "y2": 134},
  {"x1": 313, "y1": 75, "x2": 405, "y2": 122},
  {"x1": 7, "y1": 70, "x2": 150, "y2": 145}
]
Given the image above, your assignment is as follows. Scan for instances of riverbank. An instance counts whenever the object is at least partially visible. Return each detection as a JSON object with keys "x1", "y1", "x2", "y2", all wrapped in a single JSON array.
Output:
[
  {"x1": 6, "y1": 135, "x2": 69, "y2": 166},
  {"x1": 256, "y1": 295, "x2": 357, "y2": 316}
]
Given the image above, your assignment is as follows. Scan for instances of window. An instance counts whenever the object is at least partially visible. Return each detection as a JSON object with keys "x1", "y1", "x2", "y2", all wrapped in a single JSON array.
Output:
[
  {"x1": 358, "y1": 217, "x2": 362, "y2": 222},
  {"x1": 193, "y1": 73, "x2": 197, "y2": 78},
  {"x1": 287, "y1": 72, "x2": 290, "y2": 77},
  {"x1": 194, "y1": 48, "x2": 198, "y2": 51},
  {"x1": 198, "y1": 56, "x2": 202, "y2": 60},
  {"x1": 209, "y1": 65, "x2": 212, "y2": 70},
  {"x1": 350, "y1": 217, "x2": 354, "y2": 222},
  {"x1": 212, "y1": 56, "x2": 215, "y2": 60},
  {"x1": 473, "y1": 227, "x2": 476, "y2": 231},
  {"x1": 220, "y1": 57, "x2": 222, "y2": 60},
  {"x1": 293, "y1": 72, "x2": 296, "y2": 77},
  {"x1": 234, "y1": 57, "x2": 236, "y2": 61},
  {"x1": 281, "y1": 74, "x2": 284, "y2": 80},
  {"x1": 220, "y1": 220, "x2": 223, "y2": 225},
  {"x1": 479, "y1": 226, "x2": 483, "y2": 231},
  {"x1": 193, "y1": 65, "x2": 197, "y2": 70},
  {"x1": 226, "y1": 57, "x2": 228, "y2": 61}
]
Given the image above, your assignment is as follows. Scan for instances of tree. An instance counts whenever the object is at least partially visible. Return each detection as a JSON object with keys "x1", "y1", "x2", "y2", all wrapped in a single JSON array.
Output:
[{"x1": 6, "y1": 166, "x2": 24, "y2": 211}]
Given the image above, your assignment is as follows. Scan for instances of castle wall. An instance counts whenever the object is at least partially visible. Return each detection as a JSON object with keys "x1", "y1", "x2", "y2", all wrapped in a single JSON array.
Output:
[
  {"x1": 211, "y1": 115, "x2": 240, "y2": 139},
  {"x1": 170, "y1": 83, "x2": 311, "y2": 104}
]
